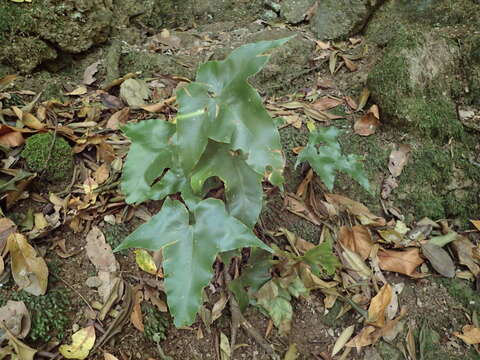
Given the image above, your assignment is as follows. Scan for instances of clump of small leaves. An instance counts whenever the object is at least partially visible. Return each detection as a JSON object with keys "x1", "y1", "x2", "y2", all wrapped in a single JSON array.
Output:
[
  {"x1": 296, "y1": 126, "x2": 370, "y2": 192},
  {"x1": 21, "y1": 132, "x2": 74, "y2": 182},
  {"x1": 11, "y1": 289, "x2": 71, "y2": 342},
  {"x1": 142, "y1": 303, "x2": 169, "y2": 343}
]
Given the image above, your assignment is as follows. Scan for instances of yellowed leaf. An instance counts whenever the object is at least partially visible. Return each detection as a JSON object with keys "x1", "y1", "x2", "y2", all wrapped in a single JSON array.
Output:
[
  {"x1": 1, "y1": 325, "x2": 37, "y2": 360},
  {"x1": 65, "y1": 86, "x2": 88, "y2": 96},
  {"x1": 8, "y1": 233, "x2": 48, "y2": 295},
  {"x1": 332, "y1": 325, "x2": 355, "y2": 356},
  {"x1": 134, "y1": 249, "x2": 158, "y2": 275},
  {"x1": 367, "y1": 283, "x2": 392, "y2": 327},
  {"x1": 22, "y1": 113, "x2": 44, "y2": 130},
  {"x1": 33, "y1": 212, "x2": 48, "y2": 230},
  {"x1": 104, "y1": 353, "x2": 120, "y2": 360},
  {"x1": 454, "y1": 325, "x2": 480, "y2": 345},
  {"x1": 357, "y1": 88, "x2": 370, "y2": 111},
  {"x1": 471, "y1": 220, "x2": 480, "y2": 231},
  {"x1": 59, "y1": 326, "x2": 96, "y2": 359}
]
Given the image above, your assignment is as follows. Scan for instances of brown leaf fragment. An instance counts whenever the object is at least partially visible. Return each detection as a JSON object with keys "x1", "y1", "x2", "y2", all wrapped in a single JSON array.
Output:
[
  {"x1": 357, "y1": 88, "x2": 370, "y2": 111},
  {"x1": 0, "y1": 126, "x2": 25, "y2": 147},
  {"x1": 344, "y1": 96, "x2": 357, "y2": 110},
  {"x1": 130, "y1": 290, "x2": 144, "y2": 332},
  {"x1": 338, "y1": 225, "x2": 374, "y2": 260},
  {"x1": 388, "y1": 144, "x2": 411, "y2": 177},
  {"x1": 325, "y1": 194, "x2": 386, "y2": 226},
  {"x1": 354, "y1": 112, "x2": 380, "y2": 136},
  {"x1": 106, "y1": 108, "x2": 129, "y2": 130},
  {"x1": 451, "y1": 236, "x2": 480, "y2": 276},
  {"x1": 378, "y1": 248, "x2": 424, "y2": 277},
  {"x1": 381, "y1": 175, "x2": 398, "y2": 199},
  {"x1": 83, "y1": 61, "x2": 101, "y2": 85},
  {"x1": 0, "y1": 300, "x2": 31, "y2": 338},
  {"x1": 421, "y1": 243, "x2": 455, "y2": 278},
  {"x1": 285, "y1": 193, "x2": 322, "y2": 225},
  {"x1": 85, "y1": 226, "x2": 118, "y2": 273},
  {"x1": 367, "y1": 283, "x2": 392, "y2": 328},
  {"x1": 311, "y1": 97, "x2": 343, "y2": 111},
  {"x1": 341, "y1": 56, "x2": 358, "y2": 72},
  {"x1": 346, "y1": 326, "x2": 377, "y2": 348},
  {"x1": 8, "y1": 233, "x2": 49, "y2": 295},
  {"x1": 0, "y1": 217, "x2": 17, "y2": 253},
  {"x1": 143, "y1": 286, "x2": 168, "y2": 312},
  {"x1": 454, "y1": 325, "x2": 480, "y2": 344}
]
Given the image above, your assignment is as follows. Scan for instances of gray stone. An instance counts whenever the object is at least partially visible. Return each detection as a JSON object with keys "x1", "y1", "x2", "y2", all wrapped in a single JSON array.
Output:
[
  {"x1": 280, "y1": 0, "x2": 315, "y2": 24},
  {"x1": 309, "y1": 0, "x2": 384, "y2": 40}
]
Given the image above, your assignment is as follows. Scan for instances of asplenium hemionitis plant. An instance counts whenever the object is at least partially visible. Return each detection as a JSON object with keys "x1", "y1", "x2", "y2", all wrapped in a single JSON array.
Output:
[
  {"x1": 115, "y1": 37, "x2": 293, "y2": 327},
  {"x1": 296, "y1": 126, "x2": 371, "y2": 193}
]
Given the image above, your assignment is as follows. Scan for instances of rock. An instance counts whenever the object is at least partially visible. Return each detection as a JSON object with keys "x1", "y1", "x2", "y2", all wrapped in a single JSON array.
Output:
[
  {"x1": 0, "y1": 37, "x2": 56, "y2": 73},
  {"x1": 280, "y1": 0, "x2": 315, "y2": 24},
  {"x1": 309, "y1": 0, "x2": 384, "y2": 40},
  {"x1": 367, "y1": 29, "x2": 463, "y2": 140}
]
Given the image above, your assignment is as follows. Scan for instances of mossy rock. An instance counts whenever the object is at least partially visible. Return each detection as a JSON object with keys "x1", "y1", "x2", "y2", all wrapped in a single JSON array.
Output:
[
  {"x1": 21, "y1": 132, "x2": 74, "y2": 183},
  {"x1": 367, "y1": 29, "x2": 463, "y2": 140},
  {"x1": 0, "y1": 37, "x2": 56, "y2": 74}
]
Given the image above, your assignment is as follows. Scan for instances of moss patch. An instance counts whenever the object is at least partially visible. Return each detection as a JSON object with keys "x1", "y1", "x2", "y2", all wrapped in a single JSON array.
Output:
[
  {"x1": 103, "y1": 223, "x2": 130, "y2": 255},
  {"x1": 142, "y1": 302, "x2": 169, "y2": 343},
  {"x1": 21, "y1": 132, "x2": 74, "y2": 183},
  {"x1": 0, "y1": 289, "x2": 71, "y2": 342}
]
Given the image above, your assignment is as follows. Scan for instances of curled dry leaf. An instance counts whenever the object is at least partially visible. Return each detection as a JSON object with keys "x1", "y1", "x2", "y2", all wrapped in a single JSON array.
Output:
[
  {"x1": 82, "y1": 60, "x2": 101, "y2": 85},
  {"x1": 325, "y1": 194, "x2": 386, "y2": 226},
  {"x1": 388, "y1": 144, "x2": 411, "y2": 177},
  {"x1": 106, "y1": 108, "x2": 129, "y2": 130},
  {"x1": 354, "y1": 112, "x2": 380, "y2": 136},
  {"x1": 451, "y1": 236, "x2": 480, "y2": 276},
  {"x1": 378, "y1": 248, "x2": 424, "y2": 277},
  {"x1": 311, "y1": 96, "x2": 343, "y2": 111},
  {"x1": 85, "y1": 226, "x2": 118, "y2": 273},
  {"x1": 367, "y1": 283, "x2": 392, "y2": 328},
  {"x1": 341, "y1": 56, "x2": 358, "y2": 72},
  {"x1": 59, "y1": 325, "x2": 96, "y2": 360},
  {"x1": 454, "y1": 325, "x2": 480, "y2": 344},
  {"x1": 130, "y1": 289, "x2": 145, "y2": 332},
  {"x1": 332, "y1": 325, "x2": 355, "y2": 356},
  {"x1": 8, "y1": 233, "x2": 49, "y2": 295},
  {"x1": 0, "y1": 300, "x2": 31, "y2": 338},
  {"x1": 338, "y1": 225, "x2": 374, "y2": 260}
]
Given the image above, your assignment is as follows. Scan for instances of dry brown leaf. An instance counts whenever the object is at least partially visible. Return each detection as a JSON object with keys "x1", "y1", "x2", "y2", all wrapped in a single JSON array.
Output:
[
  {"x1": 144, "y1": 285, "x2": 168, "y2": 312},
  {"x1": 346, "y1": 326, "x2": 377, "y2": 348},
  {"x1": 452, "y1": 236, "x2": 480, "y2": 276},
  {"x1": 354, "y1": 112, "x2": 380, "y2": 136},
  {"x1": 341, "y1": 247, "x2": 372, "y2": 279},
  {"x1": 94, "y1": 163, "x2": 110, "y2": 185},
  {"x1": 344, "y1": 96, "x2": 357, "y2": 110},
  {"x1": 65, "y1": 85, "x2": 88, "y2": 96},
  {"x1": 325, "y1": 194, "x2": 386, "y2": 226},
  {"x1": 22, "y1": 113, "x2": 44, "y2": 130},
  {"x1": 378, "y1": 248, "x2": 424, "y2": 277},
  {"x1": 0, "y1": 300, "x2": 31, "y2": 338},
  {"x1": 106, "y1": 108, "x2": 129, "y2": 130},
  {"x1": 285, "y1": 193, "x2": 322, "y2": 225},
  {"x1": 0, "y1": 126, "x2": 25, "y2": 147},
  {"x1": 0, "y1": 74, "x2": 17, "y2": 89},
  {"x1": 82, "y1": 61, "x2": 101, "y2": 85},
  {"x1": 454, "y1": 325, "x2": 480, "y2": 344},
  {"x1": 130, "y1": 290, "x2": 144, "y2": 332},
  {"x1": 357, "y1": 88, "x2": 370, "y2": 111},
  {"x1": 341, "y1": 56, "x2": 358, "y2": 72},
  {"x1": 368, "y1": 104, "x2": 380, "y2": 119},
  {"x1": 8, "y1": 233, "x2": 49, "y2": 295},
  {"x1": 0, "y1": 217, "x2": 17, "y2": 254},
  {"x1": 311, "y1": 96, "x2": 343, "y2": 111},
  {"x1": 367, "y1": 283, "x2": 392, "y2": 328},
  {"x1": 85, "y1": 226, "x2": 118, "y2": 272},
  {"x1": 339, "y1": 226, "x2": 373, "y2": 260},
  {"x1": 388, "y1": 144, "x2": 411, "y2": 177},
  {"x1": 471, "y1": 220, "x2": 480, "y2": 231}
]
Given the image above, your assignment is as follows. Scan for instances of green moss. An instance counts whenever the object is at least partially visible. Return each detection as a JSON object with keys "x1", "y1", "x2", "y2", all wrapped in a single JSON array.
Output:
[
  {"x1": 0, "y1": 289, "x2": 71, "y2": 342},
  {"x1": 142, "y1": 302, "x2": 169, "y2": 343},
  {"x1": 21, "y1": 132, "x2": 74, "y2": 183}
]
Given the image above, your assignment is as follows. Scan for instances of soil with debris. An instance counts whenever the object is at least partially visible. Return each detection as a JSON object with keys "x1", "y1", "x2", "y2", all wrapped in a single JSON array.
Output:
[{"x1": 1, "y1": 0, "x2": 480, "y2": 359}]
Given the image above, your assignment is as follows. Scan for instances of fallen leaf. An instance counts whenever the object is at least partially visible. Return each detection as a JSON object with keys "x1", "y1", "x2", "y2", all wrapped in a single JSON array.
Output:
[
  {"x1": 342, "y1": 246, "x2": 372, "y2": 279},
  {"x1": 1, "y1": 325, "x2": 37, "y2": 360},
  {"x1": 106, "y1": 108, "x2": 129, "y2": 130},
  {"x1": 85, "y1": 226, "x2": 118, "y2": 272},
  {"x1": 378, "y1": 248, "x2": 424, "y2": 277},
  {"x1": 100, "y1": 93, "x2": 125, "y2": 109},
  {"x1": 354, "y1": 112, "x2": 380, "y2": 136},
  {"x1": 0, "y1": 217, "x2": 17, "y2": 253},
  {"x1": 0, "y1": 126, "x2": 26, "y2": 147},
  {"x1": 120, "y1": 79, "x2": 151, "y2": 108},
  {"x1": 94, "y1": 163, "x2": 110, "y2": 185},
  {"x1": 346, "y1": 326, "x2": 377, "y2": 348},
  {"x1": 451, "y1": 236, "x2": 480, "y2": 276},
  {"x1": 59, "y1": 326, "x2": 96, "y2": 360},
  {"x1": 0, "y1": 74, "x2": 17, "y2": 90},
  {"x1": 471, "y1": 220, "x2": 480, "y2": 231},
  {"x1": 381, "y1": 175, "x2": 398, "y2": 199},
  {"x1": 338, "y1": 226, "x2": 374, "y2": 260},
  {"x1": 104, "y1": 353, "x2": 120, "y2": 360},
  {"x1": 329, "y1": 50, "x2": 339, "y2": 74},
  {"x1": 344, "y1": 96, "x2": 357, "y2": 110},
  {"x1": 0, "y1": 300, "x2": 31, "y2": 338},
  {"x1": 454, "y1": 325, "x2": 480, "y2": 344},
  {"x1": 357, "y1": 88, "x2": 370, "y2": 111},
  {"x1": 421, "y1": 243, "x2": 455, "y2": 278},
  {"x1": 325, "y1": 194, "x2": 386, "y2": 226},
  {"x1": 143, "y1": 286, "x2": 168, "y2": 312},
  {"x1": 284, "y1": 343, "x2": 299, "y2": 360},
  {"x1": 332, "y1": 325, "x2": 355, "y2": 356},
  {"x1": 134, "y1": 249, "x2": 158, "y2": 275},
  {"x1": 65, "y1": 86, "x2": 88, "y2": 96},
  {"x1": 8, "y1": 233, "x2": 49, "y2": 295},
  {"x1": 311, "y1": 97, "x2": 343, "y2": 111},
  {"x1": 341, "y1": 56, "x2": 358, "y2": 72},
  {"x1": 130, "y1": 289, "x2": 144, "y2": 332},
  {"x1": 219, "y1": 332, "x2": 231, "y2": 360},
  {"x1": 367, "y1": 283, "x2": 392, "y2": 327},
  {"x1": 82, "y1": 61, "x2": 101, "y2": 85},
  {"x1": 388, "y1": 144, "x2": 411, "y2": 177},
  {"x1": 22, "y1": 113, "x2": 44, "y2": 130}
]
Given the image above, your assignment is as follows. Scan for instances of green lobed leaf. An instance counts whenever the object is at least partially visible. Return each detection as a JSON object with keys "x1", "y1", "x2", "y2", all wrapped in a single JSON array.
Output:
[
  {"x1": 302, "y1": 237, "x2": 341, "y2": 276},
  {"x1": 121, "y1": 119, "x2": 175, "y2": 204},
  {"x1": 176, "y1": 37, "x2": 293, "y2": 185},
  {"x1": 295, "y1": 127, "x2": 370, "y2": 192},
  {"x1": 115, "y1": 197, "x2": 271, "y2": 327},
  {"x1": 190, "y1": 141, "x2": 263, "y2": 228}
]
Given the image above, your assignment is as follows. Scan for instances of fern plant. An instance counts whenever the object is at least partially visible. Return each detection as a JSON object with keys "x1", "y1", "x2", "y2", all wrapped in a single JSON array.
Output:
[{"x1": 115, "y1": 37, "x2": 293, "y2": 327}]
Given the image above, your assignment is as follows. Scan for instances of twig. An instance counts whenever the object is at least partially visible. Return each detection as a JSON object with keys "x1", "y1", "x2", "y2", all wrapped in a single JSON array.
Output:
[{"x1": 223, "y1": 266, "x2": 279, "y2": 360}]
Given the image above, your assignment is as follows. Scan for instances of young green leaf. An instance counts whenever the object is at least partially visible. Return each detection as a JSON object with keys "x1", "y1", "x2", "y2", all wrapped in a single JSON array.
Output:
[
  {"x1": 115, "y1": 198, "x2": 271, "y2": 327},
  {"x1": 302, "y1": 238, "x2": 341, "y2": 276},
  {"x1": 295, "y1": 127, "x2": 370, "y2": 192}
]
